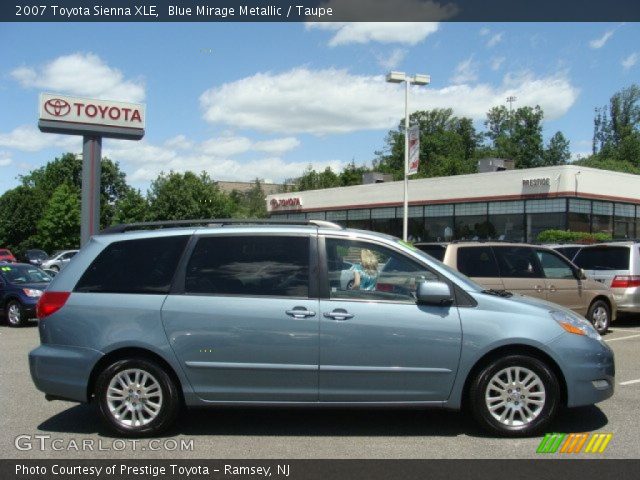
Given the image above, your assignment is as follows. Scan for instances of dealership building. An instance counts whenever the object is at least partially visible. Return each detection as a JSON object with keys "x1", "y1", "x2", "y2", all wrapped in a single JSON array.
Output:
[{"x1": 266, "y1": 164, "x2": 640, "y2": 243}]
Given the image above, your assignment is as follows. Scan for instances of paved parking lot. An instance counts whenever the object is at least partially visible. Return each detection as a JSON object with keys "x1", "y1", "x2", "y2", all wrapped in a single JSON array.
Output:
[{"x1": 1, "y1": 317, "x2": 639, "y2": 459}]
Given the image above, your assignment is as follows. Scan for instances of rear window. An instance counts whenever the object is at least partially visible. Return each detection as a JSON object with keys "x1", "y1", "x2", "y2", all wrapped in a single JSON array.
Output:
[
  {"x1": 415, "y1": 244, "x2": 446, "y2": 261},
  {"x1": 184, "y1": 235, "x2": 309, "y2": 297},
  {"x1": 75, "y1": 236, "x2": 189, "y2": 294},
  {"x1": 457, "y1": 247, "x2": 500, "y2": 278},
  {"x1": 555, "y1": 247, "x2": 580, "y2": 261},
  {"x1": 573, "y1": 246, "x2": 630, "y2": 270}
]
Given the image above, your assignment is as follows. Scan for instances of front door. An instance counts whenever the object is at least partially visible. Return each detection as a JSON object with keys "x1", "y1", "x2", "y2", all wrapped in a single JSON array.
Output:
[
  {"x1": 319, "y1": 236, "x2": 462, "y2": 402},
  {"x1": 162, "y1": 234, "x2": 319, "y2": 402},
  {"x1": 492, "y1": 246, "x2": 547, "y2": 300},
  {"x1": 537, "y1": 249, "x2": 587, "y2": 314}
]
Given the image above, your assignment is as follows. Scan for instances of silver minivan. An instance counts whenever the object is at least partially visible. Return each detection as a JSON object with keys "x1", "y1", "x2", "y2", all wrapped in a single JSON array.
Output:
[{"x1": 572, "y1": 241, "x2": 640, "y2": 315}]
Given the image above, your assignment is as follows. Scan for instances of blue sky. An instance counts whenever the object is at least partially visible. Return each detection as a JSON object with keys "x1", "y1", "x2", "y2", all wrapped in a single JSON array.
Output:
[{"x1": 1, "y1": 22, "x2": 638, "y2": 194}]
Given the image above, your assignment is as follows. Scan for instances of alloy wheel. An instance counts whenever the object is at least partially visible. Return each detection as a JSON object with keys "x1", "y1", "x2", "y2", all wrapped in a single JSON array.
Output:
[
  {"x1": 106, "y1": 368, "x2": 163, "y2": 428},
  {"x1": 485, "y1": 366, "x2": 546, "y2": 427}
]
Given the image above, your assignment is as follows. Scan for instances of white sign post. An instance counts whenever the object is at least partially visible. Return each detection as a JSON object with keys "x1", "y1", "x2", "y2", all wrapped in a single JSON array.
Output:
[{"x1": 38, "y1": 93, "x2": 146, "y2": 245}]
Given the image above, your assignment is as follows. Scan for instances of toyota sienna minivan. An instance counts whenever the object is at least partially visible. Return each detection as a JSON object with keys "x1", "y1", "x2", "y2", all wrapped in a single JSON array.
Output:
[{"x1": 29, "y1": 220, "x2": 614, "y2": 437}]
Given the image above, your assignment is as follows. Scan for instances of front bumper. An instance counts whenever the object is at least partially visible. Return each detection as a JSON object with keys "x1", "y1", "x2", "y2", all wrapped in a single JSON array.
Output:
[
  {"x1": 29, "y1": 344, "x2": 104, "y2": 403},
  {"x1": 547, "y1": 334, "x2": 615, "y2": 407}
]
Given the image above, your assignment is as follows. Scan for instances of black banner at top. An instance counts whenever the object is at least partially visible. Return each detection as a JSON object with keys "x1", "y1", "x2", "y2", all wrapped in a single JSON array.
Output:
[{"x1": 3, "y1": 0, "x2": 640, "y2": 22}]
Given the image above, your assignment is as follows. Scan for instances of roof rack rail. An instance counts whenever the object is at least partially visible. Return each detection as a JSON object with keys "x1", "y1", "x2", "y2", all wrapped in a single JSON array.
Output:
[{"x1": 100, "y1": 218, "x2": 344, "y2": 234}]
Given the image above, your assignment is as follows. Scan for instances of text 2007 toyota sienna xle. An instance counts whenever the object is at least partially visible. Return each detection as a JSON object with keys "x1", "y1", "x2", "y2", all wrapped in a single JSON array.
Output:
[{"x1": 29, "y1": 220, "x2": 614, "y2": 437}]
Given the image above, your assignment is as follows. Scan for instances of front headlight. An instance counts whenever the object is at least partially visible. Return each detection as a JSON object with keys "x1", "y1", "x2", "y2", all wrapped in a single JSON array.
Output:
[
  {"x1": 550, "y1": 310, "x2": 601, "y2": 340},
  {"x1": 22, "y1": 288, "x2": 43, "y2": 298}
]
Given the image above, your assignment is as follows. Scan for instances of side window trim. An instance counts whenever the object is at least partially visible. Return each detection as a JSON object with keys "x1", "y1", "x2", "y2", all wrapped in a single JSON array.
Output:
[
  {"x1": 172, "y1": 232, "x2": 316, "y2": 299},
  {"x1": 319, "y1": 234, "x2": 453, "y2": 304}
]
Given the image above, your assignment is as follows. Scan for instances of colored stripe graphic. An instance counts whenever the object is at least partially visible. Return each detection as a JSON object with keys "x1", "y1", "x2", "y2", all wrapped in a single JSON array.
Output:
[
  {"x1": 538, "y1": 433, "x2": 613, "y2": 454},
  {"x1": 537, "y1": 433, "x2": 566, "y2": 453}
]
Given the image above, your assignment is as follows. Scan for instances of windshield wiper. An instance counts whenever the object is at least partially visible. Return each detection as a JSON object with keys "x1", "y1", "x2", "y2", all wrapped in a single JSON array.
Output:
[{"x1": 482, "y1": 289, "x2": 513, "y2": 298}]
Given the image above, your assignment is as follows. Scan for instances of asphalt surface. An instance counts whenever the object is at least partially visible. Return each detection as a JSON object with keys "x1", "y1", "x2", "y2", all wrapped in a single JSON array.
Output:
[{"x1": 1, "y1": 316, "x2": 639, "y2": 459}]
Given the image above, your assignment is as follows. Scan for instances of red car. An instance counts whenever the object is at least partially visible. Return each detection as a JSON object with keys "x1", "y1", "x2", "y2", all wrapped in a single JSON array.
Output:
[{"x1": 0, "y1": 249, "x2": 16, "y2": 263}]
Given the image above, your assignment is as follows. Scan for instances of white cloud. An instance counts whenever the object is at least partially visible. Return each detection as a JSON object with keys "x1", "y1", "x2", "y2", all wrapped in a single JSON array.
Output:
[
  {"x1": 0, "y1": 152, "x2": 12, "y2": 167},
  {"x1": 486, "y1": 32, "x2": 504, "y2": 48},
  {"x1": 0, "y1": 125, "x2": 79, "y2": 152},
  {"x1": 589, "y1": 30, "x2": 615, "y2": 49},
  {"x1": 10, "y1": 53, "x2": 144, "y2": 102},
  {"x1": 164, "y1": 135, "x2": 193, "y2": 150},
  {"x1": 451, "y1": 57, "x2": 479, "y2": 84},
  {"x1": 570, "y1": 151, "x2": 592, "y2": 162},
  {"x1": 479, "y1": 27, "x2": 490, "y2": 36},
  {"x1": 376, "y1": 48, "x2": 407, "y2": 70},
  {"x1": 253, "y1": 137, "x2": 301, "y2": 154},
  {"x1": 103, "y1": 134, "x2": 305, "y2": 183},
  {"x1": 491, "y1": 56, "x2": 505, "y2": 71},
  {"x1": 307, "y1": 22, "x2": 440, "y2": 46},
  {"x1": 622, "y1": 52, "x2": 638, "y2": 70},
  {"x1": 200, "y1": 67, "x2": 579, "y2": 135}
]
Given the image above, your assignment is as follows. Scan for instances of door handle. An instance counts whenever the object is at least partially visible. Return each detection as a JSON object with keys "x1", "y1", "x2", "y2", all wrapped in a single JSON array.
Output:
[
  {"x1": 323, "y1": 309, "x2": 354, "y2": 321},
  {"x1": 285, "y1": 307, "x2": 316, "y2": 319},
  {"x1": 548, "y1": 285, "x2": 557, "y2": 292},
  {"x1": 534, "y1": 285, "x2": 544, "y2": 293}
]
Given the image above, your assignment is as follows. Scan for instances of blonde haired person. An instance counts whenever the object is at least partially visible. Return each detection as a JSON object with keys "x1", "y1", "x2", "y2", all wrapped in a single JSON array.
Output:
[{"x1": 351, "y1": 248, "x2": 379, "y2": 291}]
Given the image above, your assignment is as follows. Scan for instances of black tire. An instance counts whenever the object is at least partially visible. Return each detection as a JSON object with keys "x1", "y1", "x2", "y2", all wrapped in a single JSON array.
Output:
[
  {"x1": 6, "y1": 300, "x2": 26, "y2": 327},
  {"x1": 469, "y1": 355, "x2": 560, "y2": 437},
  {"x1": 587, "y1": 300, "x2": 611, "y2": 335},
  {"x1": 95, "y1": 358, "x2": 180, "y2": 437}
]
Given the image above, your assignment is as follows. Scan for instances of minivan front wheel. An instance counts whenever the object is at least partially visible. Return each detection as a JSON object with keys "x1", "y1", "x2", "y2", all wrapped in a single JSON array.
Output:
[
  {"x1": 469, "y1": 355, "x2": 560, "y2": 437},
  {"x1": 587, "y1": 300, "x2": 610, "y2": 335},
  {"x1": 95, "y1": 358, "x2": 180, "y2": 437}
]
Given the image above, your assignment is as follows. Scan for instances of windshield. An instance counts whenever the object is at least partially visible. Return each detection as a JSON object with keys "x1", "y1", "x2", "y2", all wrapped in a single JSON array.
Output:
[
  {"x1": 1, "y1": 265, "x2": 51, "y2": 284},
  {"x1": 28, "y1": 250, "x2": 49, "y2": 260}
]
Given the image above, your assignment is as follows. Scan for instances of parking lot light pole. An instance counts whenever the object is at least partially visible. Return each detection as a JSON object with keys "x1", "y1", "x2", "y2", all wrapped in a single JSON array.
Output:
[{"x1": 386, "y1": 71, "x2": 430, "y2": 241}]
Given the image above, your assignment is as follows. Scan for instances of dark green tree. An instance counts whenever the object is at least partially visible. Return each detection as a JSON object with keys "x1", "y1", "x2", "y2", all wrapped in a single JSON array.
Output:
[
  {"x1": 543, "y1": 131, "x2": 571, "y2": 166},
  {"x1": 36, "y1": 184, "x2": 81, "y2": 252},
  {"x1": 375, "y1": 108, "x2": 479, "y2": 179},
  {"x1": 0, "y1": 186, "x2": 47, "y2": 253},
  {"x1": 20, "y1": 153, "x2": 129, "y2": 228},
  {"x1": 485, "y1": 105, "x2": 545, "y2": 168},
  {"x1": 295, "y1": 165, "x2": 341, "y2": 191},
  {"x1": 147, "y1": 171, "x2": 234, "y2": 221},
  {"x1": 112, "y1": 188, "x2": 148, "y2": 224},
  {"x1": 593, "y1": 84, "x2": 640, "y2": 165}
]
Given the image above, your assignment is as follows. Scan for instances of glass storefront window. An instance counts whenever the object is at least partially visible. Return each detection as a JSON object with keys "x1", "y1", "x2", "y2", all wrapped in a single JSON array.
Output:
[
  {"x1": 488, "y1": 214, "x2": 525, "y2": 242},
  {"x1": 455, "y1": 203, "x2": 489, "y2": 239},
  {"x1": 592, "y1": 201, "x2": 613, "y2": 236},
  {"x1": 614, "y1": 203, "x2": 635, "y2": 239},
  {"x1": 424, "y1": 216, "x2": 454, "y2": 241},
  {"x1": 526, "y1": 212, "x2": 566, "y2": 243},
  {"x1": 568, "y1": 213, "x2": 590, "y2": 233}
]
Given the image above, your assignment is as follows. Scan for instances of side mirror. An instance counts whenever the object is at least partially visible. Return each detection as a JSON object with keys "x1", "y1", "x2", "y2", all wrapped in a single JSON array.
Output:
[
  {"x1": 576, "y1": 268, "x2": 587, "y2": 280},
  {"x1": 416, "y1": 281, "x2": 454, "y2": 306}
]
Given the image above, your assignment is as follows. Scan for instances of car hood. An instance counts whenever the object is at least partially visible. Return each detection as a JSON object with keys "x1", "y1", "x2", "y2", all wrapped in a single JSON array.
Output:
[{"x1": 471, "y1": 288, "x2": 579, "y2": 317}]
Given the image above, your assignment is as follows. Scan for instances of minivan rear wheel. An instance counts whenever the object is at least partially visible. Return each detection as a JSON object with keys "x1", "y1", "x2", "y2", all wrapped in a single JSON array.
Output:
[
  {"x1": 95, "y1": 358, "x2": 180, "y2": 437},
  {"x1": 469, "y1": 355, "x2": 560, "y2": 437},
  {"x1": 587, "y1": 300, "x2": 610, "y2": 335}
]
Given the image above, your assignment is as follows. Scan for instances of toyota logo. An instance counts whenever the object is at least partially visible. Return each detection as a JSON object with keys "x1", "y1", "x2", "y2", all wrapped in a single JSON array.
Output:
[{"x1": 44, "y1": 98, "x2": 71, "y2": 117}]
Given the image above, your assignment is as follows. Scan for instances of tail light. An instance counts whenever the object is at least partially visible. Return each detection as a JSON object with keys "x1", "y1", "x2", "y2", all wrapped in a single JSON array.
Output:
[
  {"x1": 610, "y1": 275, "x2": 640, "y2": 288},
  {"x1": 36, "y1": 291, "x2": 70, "y2": 319}
]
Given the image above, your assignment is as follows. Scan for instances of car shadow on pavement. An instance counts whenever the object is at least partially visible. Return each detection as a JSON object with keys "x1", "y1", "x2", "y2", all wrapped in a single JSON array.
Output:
[{"x1": 37, "y1": 403, "x2": 609, "y2": 439}]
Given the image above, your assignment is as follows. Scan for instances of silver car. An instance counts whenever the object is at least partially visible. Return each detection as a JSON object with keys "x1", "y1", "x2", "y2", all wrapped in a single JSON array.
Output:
[
  {"x1": 41, "y1": 250, "x2": 78, "y2": 272},
  {"x1": 572, "y1": 241, "x2": 640, "y2": 314}
]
